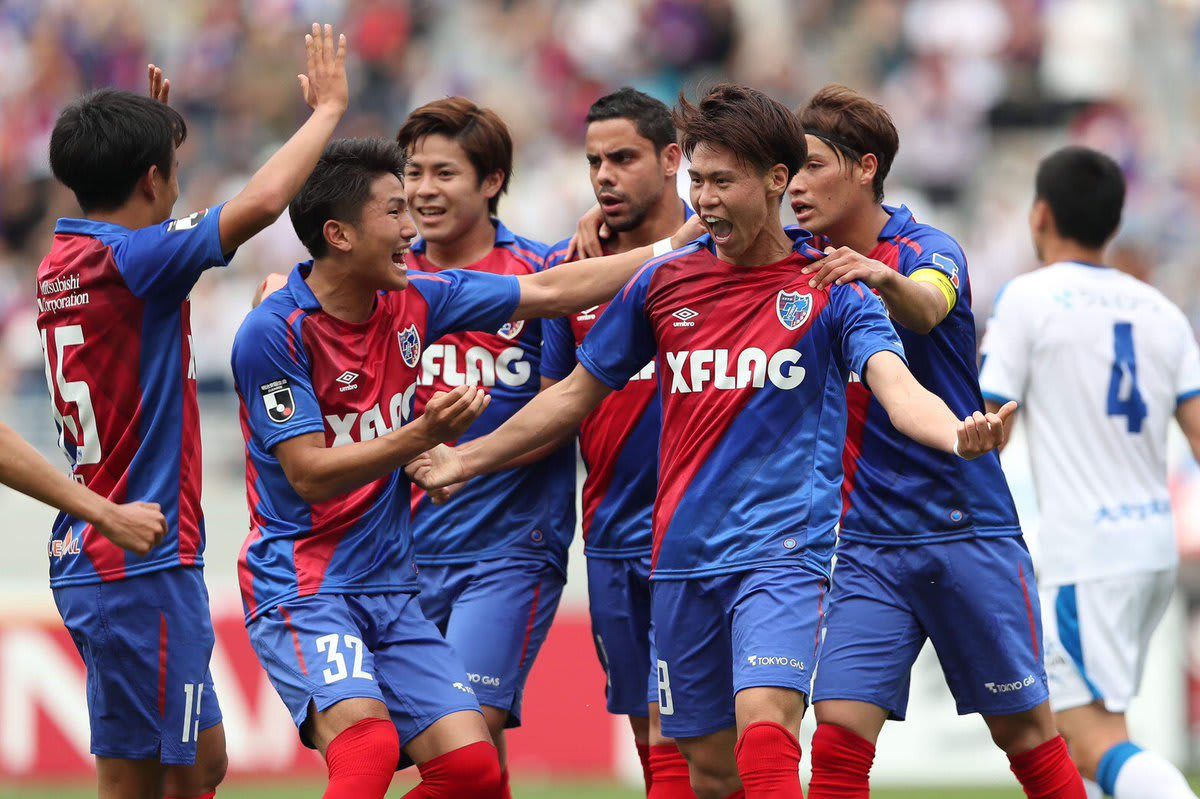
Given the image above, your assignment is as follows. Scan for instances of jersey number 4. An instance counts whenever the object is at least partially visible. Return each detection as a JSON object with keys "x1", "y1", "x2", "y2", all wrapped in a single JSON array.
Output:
[
  {"x1": 1106, "y1": 322, "x2": 1147, "y2": 434},
  {"x1": 39, "y1": 325, "x2": 101, "y2": 466}
]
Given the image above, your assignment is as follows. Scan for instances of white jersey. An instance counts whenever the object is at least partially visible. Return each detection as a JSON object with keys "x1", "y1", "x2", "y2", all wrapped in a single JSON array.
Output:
[{"x1": 979, "y1": 261, "x2": 1200, "y2": 586}]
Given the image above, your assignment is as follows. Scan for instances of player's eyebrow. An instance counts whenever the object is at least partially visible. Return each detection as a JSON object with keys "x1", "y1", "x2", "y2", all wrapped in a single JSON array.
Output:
[
  {"x1": 687, "y1": 168, "x2": 737, "y2": 180},
  {"x1": 604, "y1": 147, "x2": 639, "y2": 160}
]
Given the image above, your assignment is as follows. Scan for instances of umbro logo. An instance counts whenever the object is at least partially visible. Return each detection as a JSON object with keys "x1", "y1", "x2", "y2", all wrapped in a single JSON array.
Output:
[
  {"x1": 336, "y1": 371, "x2": 359, "y2": 392},
  {"x1": 672, "y1": 307, "x2": 698, "y2": 328},
  {"x1": 577, "y1": 305, "x2": 600, "y2": 322}
]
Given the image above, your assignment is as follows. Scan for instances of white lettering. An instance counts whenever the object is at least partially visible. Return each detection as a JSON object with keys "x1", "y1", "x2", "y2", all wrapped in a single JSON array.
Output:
[
  {"x1": 666, "y1": 349, "x2": 805, "y2": 393},
  {"x1": 420, "y1": 345, "x2": 531, "y2": 388}
]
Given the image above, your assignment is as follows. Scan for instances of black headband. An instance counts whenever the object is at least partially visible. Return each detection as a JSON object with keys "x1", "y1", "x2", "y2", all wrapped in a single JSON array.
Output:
[{"x1": 808, "y1": 131, "x2": 863, "y2": 159}]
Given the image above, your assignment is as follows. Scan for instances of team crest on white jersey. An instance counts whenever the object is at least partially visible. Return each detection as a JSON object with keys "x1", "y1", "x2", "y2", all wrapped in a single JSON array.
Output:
[
  {"x1": 398, "y1": 325, "x2": 422, "y2": 368},
  {"x1": 260, "y1": 379, "x2": 295, "y2": 424},
  {"x1": 497, "y1": 320, "x2": 524, "y2": 340},
  {"x1": 776, "y1": 290, "x2": 812, "y2": 331}
]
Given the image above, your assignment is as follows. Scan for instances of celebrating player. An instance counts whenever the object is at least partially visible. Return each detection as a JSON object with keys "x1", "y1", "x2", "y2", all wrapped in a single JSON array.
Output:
[
  {"x1": 788, "y1": 85, "x2": 1085, "y2": 799},
  {"x1": 396, "y1": 98, "x2": 575, "y2": 794},
  {"x1": 0, "y1": 421, "x2": 166, "y2": 554},
  {"x1": 407, "y1": 84, "x2": 1011, "y2": 799},
  {"x1": 980, "y1": 146, "x2": 1200, "y2": 799},
  {"x1": 39, "y1": 25, "x2": 348, "y2": 799},
  {"x1": 541, "y1": 87, "x2": 693, "y2": 797},
  {"x1": 232, "y1": 136, "x2": 700, "y2": 799}
]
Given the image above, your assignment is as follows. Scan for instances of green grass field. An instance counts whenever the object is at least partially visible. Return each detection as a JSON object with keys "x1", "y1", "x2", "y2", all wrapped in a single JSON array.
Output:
[{"x1": 3, "y1": 783, "x2": 1199, "y2": 798}]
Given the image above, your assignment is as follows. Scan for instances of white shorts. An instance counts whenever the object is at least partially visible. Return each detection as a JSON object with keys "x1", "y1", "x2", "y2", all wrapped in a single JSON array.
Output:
[{"x1": 1040, "y1": 569, "x2": 1175, "y2": 714}]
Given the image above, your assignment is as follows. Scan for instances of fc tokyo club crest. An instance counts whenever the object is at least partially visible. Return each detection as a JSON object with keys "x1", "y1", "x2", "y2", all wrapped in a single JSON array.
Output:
[
  {"x1": 398, "y1": 324, "x2": 422, "y2": 368},
  {"x1": 260, "y1": 379, "x2": 295, "y2": 424},
  {"x1": 497, "y1": 320, "x2": 524, "y2": 340},
  {"x1": 776, "y1": 290, "x2": 813, "y2": 331}
]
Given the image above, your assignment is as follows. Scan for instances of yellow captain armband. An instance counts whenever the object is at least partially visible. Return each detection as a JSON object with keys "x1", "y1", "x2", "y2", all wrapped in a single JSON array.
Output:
[{"x1": 910, "y1": 268, "x2": 957, "y2": 318}]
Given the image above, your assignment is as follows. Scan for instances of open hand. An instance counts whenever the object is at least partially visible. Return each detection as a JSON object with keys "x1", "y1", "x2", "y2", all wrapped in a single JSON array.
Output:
[
  {"x1": 406, "y1": 444, "x2": 470, "y2": 491},
  {"x1": 418, "y1": 385, "x2": 490, "y2": 443},
  {"x1": 566, "y1": 205, "x2": 608, "y2": 261},
  {"x1": 802, "y1": 246, "x2": 893, "y2": 290},
  {"x1": 148, "y1": 64, "x2": 170, "y2": 104},
  {"x1": 95, "y1": 501, "x2": 167, "y2": 556},
  {"x1": 670, "y1": 214, "x2": 707, "y2": 250},
  {"x1": 955, "y1": 402, "x2": 1016, "y2": 460},
  {"x1": 298, "y1": 23, "x2": 349, "y2": 115}
]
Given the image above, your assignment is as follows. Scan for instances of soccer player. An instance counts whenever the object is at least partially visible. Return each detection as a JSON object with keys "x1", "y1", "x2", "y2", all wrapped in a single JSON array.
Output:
[
  {"x1": 0, "y1": 421, "x2": 166, "y2": 554},
  {"x1": 541, "y1": 87, "x2": 693, "y2": 797},
  {"x1": 232, "y1": 137, "x2": 699, "y2": 799},
  {"x1": 395, "y1": 98, "x2": 575, "y2": 793},
  {"x1": 980, "y1": 146, "x2": 1200, "y2": 799},
  {"x1": 407, "y1": 83, "x2": 1011, "y2": 799},
  {"x1": 39, "y1": 25, "x2": 348, "y2": 799},
  {"x1": 788, "y1": 85, "x2": 1085, "y2": 799}
]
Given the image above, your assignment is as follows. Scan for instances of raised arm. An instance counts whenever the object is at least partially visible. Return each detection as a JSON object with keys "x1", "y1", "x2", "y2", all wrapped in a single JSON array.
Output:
[
  {"x1": 804, "y1": 246, "x2": 950, "y2": 334},
  {"x1": 0, "y1": 422, "x2": 165, "y2": 554},
  {"x1": 408, "y1": 366, "x2": 611, "y2": 489},
  {"x1": 866, "y1": 351, "x2": 1013, "y2": 458},
  {"x1": 216, "y1": 23, "x2": 349, "y2": 253},
  {"x1": 511, "y1": 215, "x2": 704, "y2": 321},
  {"x1": 274, "y1": 385, "x2": 488, "y2": 504}
]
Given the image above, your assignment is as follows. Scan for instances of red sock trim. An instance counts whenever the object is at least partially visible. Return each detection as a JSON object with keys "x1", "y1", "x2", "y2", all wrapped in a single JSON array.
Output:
[
  {"x1": 406, "y1": 740, "x2": 503, "y2": 799},
  {"x1": 735, "y1": 721, "x2": 804, "y2": 798},
  {"x1": 1008, "y1": 736, "x2": 1087, "y2": 799},
  {"x1": 808, "y1": 724, "x2": 874, "y2": 799},
  {"x1": 323, "y1": 718, "x2": 399, "y2": 799},
  {"x1": 648, "y1": 744, "x2": 695, "y2": 799}
]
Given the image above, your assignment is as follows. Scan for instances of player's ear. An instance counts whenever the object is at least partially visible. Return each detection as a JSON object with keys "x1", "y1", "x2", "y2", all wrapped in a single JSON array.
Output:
[
  {"x1": 661, "y1": 143, "x2": 683, "y2": 177},
  {"x1": 858, "y1": 153, "x2": 879, "y2": 190},
  {"x1": 139, "y1": 165, "x2": 161, "y2": 203},
  {"x1": 480, "y1": 169, "x2": 505, "y2": 202},
  {"x1": 766, "y1": 163, "x2": 790, "y2": 199},
  {"x1": 323, "y1": 218, "x2": 354, "y2": 254},
  {"x1": 1029, "y1": 199, "x2": 1051, "y2": 236}
]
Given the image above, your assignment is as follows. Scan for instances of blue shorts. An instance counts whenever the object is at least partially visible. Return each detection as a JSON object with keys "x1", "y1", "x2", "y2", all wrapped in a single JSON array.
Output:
[
  {"x1": 587, "y1": 555, "x2": 657, "y2": 717},
  {"x1": 53, "y1": 567, "x2": 223, "y2": 765},
  {"x1": 813, "y1": 536, "x2": 1049, "y2": 719},
  {"x1": 417, "y1": 557, "x2": 564, "y2": 728},
  {"x1": 652, "y1": 562, "x2": 827, "y2": 739},
  {"x1": 247, "y1": 591, "x2": 480, "y2": 749}
]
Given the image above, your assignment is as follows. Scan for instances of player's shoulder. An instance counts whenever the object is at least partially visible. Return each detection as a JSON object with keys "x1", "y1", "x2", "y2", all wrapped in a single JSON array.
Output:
[
  {"x1": 543, "y1": 237, "x2": 574, "y2": 269},
  {"x1": 888, "y1": 206, "x2": 965, "y2": 264},
  {"x1": 234, "y1": 279, "x2": 304, "y2": 349},
  {"x1": 494, "y1": 222, "x2": 550, "y2": 272},
  {"x1": 635, "y1": 239, "x2": 710, "y2": 288}
]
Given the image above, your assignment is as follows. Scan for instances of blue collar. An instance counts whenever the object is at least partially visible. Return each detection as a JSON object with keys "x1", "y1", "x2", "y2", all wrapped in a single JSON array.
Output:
[
  {"x1": 286, "y1": 261, "x2": 323, "y2": 312},
  {"x1": 410, "y1": 218, "x2": 515, "y2": 254},
  {"x1": 877, "y1": 204, "x2": 914, "y2": 241},
  {"x1": 55, "y1": 217, "x2": 132, "y2": 237}
]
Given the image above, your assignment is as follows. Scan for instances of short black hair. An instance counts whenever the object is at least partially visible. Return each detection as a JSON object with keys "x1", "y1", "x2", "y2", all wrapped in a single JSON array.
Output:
[
  {"x1": 674, "y1": 84, "x2": 805, "y2": 180},
  {"x1": 49, "y1": 89, "x2": 187, "y2": 213},
  {"x1": 289, "y1": 138, "x2": 407, "y2": 259},
  {"x1": 586, "y1": 88, "x2": 677, "y2": 151},
  {"x1": 1035, "y1": 146, "x2": 1125, "y2": 247}
]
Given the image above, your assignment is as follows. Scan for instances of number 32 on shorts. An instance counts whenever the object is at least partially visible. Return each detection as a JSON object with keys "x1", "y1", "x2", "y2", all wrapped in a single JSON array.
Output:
[{"x1": 316, "y1": 634, "x2": 374, "y2": 684}]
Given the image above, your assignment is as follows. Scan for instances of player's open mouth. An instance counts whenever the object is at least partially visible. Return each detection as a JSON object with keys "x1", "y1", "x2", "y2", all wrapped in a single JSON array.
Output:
[
  {"x1": 599, "y1": 194, "x2": 626, "y2": 213},
  {"x1": 791, "y1": 202, "x2": 814, "y2": 221},
  {"x1": 704, "y1": 216, "x2": 734, "y2": 243},
  {"x1": 392, "y1": 250, "x2": 408, "y2": 271},
  {"x1": 416, "y1": 206, "x2": 446, "y2": 220}
]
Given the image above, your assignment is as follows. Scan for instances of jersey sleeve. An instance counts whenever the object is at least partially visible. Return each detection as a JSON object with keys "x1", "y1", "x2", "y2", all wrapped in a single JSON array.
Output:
[
  {"x1": 541, "y1": 316, "x2": 578, "y2": 380},
  {"x1": 576, "y1": 264, "x2": 658, "y2": 391},
  {"x1": 231, "y1": 310, "x2": 325, "y2": 453},
  {"x1": 904, "y1": 238, "x2": 967, "y2": 320},
  {"x1": 830, "y1": 282, "x2": 907, "y2": 389},
  {"x1": 409, "y1": 269, "x2": 520, "y2": 342},
  {"x1": 978, "y1": 280, "x2": 1033, "y2": 405},
  {"x1": 113, "y1": 203, "x2": 234, "y2": 303},
  {"x1": 1172, "y1": 311, "x2": 1200, "y2": 406}
]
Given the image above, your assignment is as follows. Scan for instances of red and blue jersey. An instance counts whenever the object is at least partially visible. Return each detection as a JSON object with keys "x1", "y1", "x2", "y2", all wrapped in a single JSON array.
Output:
[
  {"x1": 231, "y1": 263, "x2": 519, "y2": 623},
  {"x1": 407, "y1": 222, "x2": 575, "y2": 573},
  {"x1": 839, "y1": 205, "x2": 1020, "y2": 543},
  {"x1": 577, "y1": 230, "x2": 905, "y2": 580},
  {"x1": 37, "y1": 206, "x2": 234, "y2": 588}
]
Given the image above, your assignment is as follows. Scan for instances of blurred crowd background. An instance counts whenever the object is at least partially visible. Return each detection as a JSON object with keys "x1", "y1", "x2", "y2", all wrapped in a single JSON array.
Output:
[{"x1": 1, "y1": 0, "x2": 1199, "y2": 398}]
